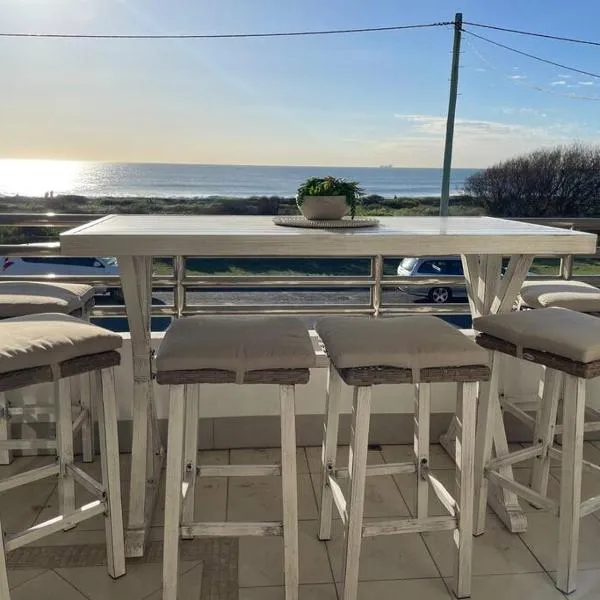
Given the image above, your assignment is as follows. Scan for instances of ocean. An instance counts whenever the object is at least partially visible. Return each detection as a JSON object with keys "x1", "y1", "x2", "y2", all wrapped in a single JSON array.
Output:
[{"x1": 0, "y1": 160, "x2": 478, "y2": 199}]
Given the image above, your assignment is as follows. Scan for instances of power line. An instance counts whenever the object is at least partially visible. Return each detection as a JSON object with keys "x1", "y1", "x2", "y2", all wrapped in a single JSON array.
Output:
[
  {"x1": 462, "y1": 28, "x2": 600, "y2": 79},
  {"x1": 464, "y1": 35, "x2": 600, "y2": 102},
  {"x1": 464, "y1": 21, "x2": 600, "y2": 48},
  {"x1": 0, "y1": 21, "x2": 452, "y2": 40}
]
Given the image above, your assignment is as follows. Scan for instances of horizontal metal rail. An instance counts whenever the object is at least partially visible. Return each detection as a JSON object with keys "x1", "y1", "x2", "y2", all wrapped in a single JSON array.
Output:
[{"x1": 1, "y1": 213, "x2": 599, "y2": 320}]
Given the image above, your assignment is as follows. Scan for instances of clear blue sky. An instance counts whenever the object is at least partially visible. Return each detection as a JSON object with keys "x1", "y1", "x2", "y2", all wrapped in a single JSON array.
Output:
[{"x1": 1, "y1": 0, "x2": 600, "y2": 167}]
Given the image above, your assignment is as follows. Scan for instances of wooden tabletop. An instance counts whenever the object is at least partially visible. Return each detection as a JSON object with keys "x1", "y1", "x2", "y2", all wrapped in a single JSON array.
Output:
[{"x1": 60, "y1": 215, "x2": 597, "y2": 257}]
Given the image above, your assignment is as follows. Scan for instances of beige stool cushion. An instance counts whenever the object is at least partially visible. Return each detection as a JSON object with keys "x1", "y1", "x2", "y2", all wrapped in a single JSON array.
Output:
[
  {"x1": 519, "y1": 280, "x2": 600, "y2": 312},
  {"x1": 0, "y1": 282, "x2": 95, "y2": 319},
  {"x1": 315, "y1": 316, "x2": 488, "y2": 371},
  {"x1": 156, "y1": 316, "x2": 316, "y2": 376},
  {"x1": 0, "y1": 313, "x2": 122, "y2": 374},
  {"x1": 474, "y1": 307, "x2": 600, "y2": 364}
]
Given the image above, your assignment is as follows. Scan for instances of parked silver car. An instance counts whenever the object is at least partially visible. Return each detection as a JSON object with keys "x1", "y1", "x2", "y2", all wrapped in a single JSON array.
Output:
[{"x1": 397, "y1": 256, "x2": 467, "y2": 303}]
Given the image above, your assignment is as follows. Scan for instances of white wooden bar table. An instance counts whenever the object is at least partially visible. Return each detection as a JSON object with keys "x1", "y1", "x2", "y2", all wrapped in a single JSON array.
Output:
[{"x1": 60, "y1": 215, "x2": 597, "y2": 551}]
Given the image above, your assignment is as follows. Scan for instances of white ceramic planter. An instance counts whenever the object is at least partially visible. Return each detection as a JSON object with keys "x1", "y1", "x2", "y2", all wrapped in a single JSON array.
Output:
[{"x1": 299, "y1": 196, "x2": 349, "y2": 220}]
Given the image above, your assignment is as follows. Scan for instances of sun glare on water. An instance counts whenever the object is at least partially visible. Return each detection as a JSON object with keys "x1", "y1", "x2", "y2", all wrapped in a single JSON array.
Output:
[{"x1": 0, "y1": 159, "x2": 87, "y2": 196}]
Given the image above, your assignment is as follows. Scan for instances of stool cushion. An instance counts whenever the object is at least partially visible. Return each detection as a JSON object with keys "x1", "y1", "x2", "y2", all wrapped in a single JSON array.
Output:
[
  {"x1": 519, "y1": 280, "x2": 600, "y2": 312},
  {"x1": 156, "y1": 316, "x2": 316, "y2": 375},
  {"x1": 0, "y1": 313, "x2": 122, "y2": 374},
  {"x1": 315, "y1": 316, "x2": 488, "y2": 371},
  {"x1": 474, "y1": 307, "x2": 600, "y2": 364},
  {"x1": 0, "y1": 282, "x2": 94, "y2": 319}
]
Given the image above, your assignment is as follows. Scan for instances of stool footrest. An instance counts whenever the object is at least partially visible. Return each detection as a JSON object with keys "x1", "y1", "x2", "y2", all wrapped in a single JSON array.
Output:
[
  {"x1": 5, "y1": 500, "x2": 106, "y2": 551},
  {"x1": 500, "y1": 400, "x2": 537, "y2": 429},
  {"x1": 0, "y1": 463, "x2": 59, "y2": 493},
  {"x1": 66, "y1": 465, "x2": 104, "y2": 499},
  {"x1": 487, "y1": 470, "x2": 558, "y2": 513},
  {"x1": 180, "y1": 521, "x2": 283, "y2": 538},
  {"x1": 336, "y1": 462, "x2": 416, "y2": 478},
  {"x1": 487, "y1": 444, "x2": 544, "y2": 471},
  {"x1": 580, "y1": 495, "x2": 600, "y2": 518},
  {"x1": 548, "y1": 447, "x2": 600, "y2": 478},
  {"x1": 72, "y1": 408, "x2": 89, "y2": 435},
  {"x1": 363, "y1": 516, "x2": 457, "y2": 537},
  {"x1": 428, "y1": 473, "x2": 458, "y2": 517},
  {"x1": 0, "y1": 439, "x2": 56, "y2": 450},
  {"x1": 198, "y1": 464, "x2": 281, "y2": 477}
]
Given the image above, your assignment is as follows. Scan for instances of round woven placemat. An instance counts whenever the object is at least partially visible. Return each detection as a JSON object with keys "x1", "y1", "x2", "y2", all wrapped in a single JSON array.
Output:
[{"x1": 273, "y1": 216, "x2": 379, "y2": 228}]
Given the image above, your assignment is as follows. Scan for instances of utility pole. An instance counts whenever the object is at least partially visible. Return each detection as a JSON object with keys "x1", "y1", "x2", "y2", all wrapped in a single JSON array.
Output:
[{"x1": 440, "y1": 12, "x2": 463, "y2": 217}]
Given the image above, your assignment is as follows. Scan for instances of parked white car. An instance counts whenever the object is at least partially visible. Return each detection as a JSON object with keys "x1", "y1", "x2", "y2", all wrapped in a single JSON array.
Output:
[{"x1": 0, "y1": 255, "x2": 121, "y2": 299}]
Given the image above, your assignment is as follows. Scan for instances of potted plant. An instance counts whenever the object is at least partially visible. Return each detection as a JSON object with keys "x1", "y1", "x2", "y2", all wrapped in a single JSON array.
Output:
[{"x1": 296, "y1": 176, "x2": 364, "y2": 220}]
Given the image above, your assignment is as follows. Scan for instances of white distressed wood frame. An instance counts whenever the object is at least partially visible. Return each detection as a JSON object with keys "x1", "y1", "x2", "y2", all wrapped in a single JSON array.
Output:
[
  {"x1": 280, "y1": 384, "x2": 299, "y2": 600},
  {"x1": 97, "y1": 368, "x2": 126, "y2": 579},
  {"x1": 319, "y1": 364, "x2": 342, "y2": 541},
  {"x1": 454, "y1": 381, "x2": 477, "y2": 599},
  {"x1": 118, "y1": 255, "x2": 165, "y2": 558},
  {"x1": 530, "y1": 369, "x2": 562, "y2": 496},
  {"x1": 342, "y1": 386, "x2": 372, "y2": 600},
  {"x1": 557, "y1": 375, "x2": 586, "y2": 594},
  {"x1": 0, "y1": 514, "x2": 8, "y2": 600},
  {"x1": 182, "y1": 384, "x2": 199, "y2": 530},
  {"x1": 56, "y1": 378, "x2": 75, "y2": 526},
  {"x1": 0, "y1": 393, "x2": 12, "y2": 465},
  {"x1": 415, "y1": 383, "x2": 430, "y2": 520},
  {"x1": 162, "y1": 385, "x2": 186, "y2": 600}
]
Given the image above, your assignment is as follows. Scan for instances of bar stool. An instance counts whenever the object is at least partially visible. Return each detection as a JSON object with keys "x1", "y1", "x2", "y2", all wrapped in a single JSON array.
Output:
[
  {"x1": 156, "y1": 316, "x2": 316, "y2": 600},
  {"x1": 315, "y1": 316, "x2": 490, "y2": 600},
  {"x1": 502, "y1": 280, "x2": 600, "y2": 460},
  {"x1": 0, "y1": 282, "x2": 97, "y2": 464},
  {"x1": 473, "y1": 307, "x2": 600, "y2": 594},
  {"x1": 0, "y1": 313, "x2": 125, "y2": 598}
]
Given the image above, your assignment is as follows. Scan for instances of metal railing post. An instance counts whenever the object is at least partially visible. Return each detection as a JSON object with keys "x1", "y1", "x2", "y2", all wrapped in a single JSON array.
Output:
[
  {"x1": 173, "y1": 256, "x2": 185, "y2": 318},
  {"x1": 371, "y1": 255, "x2": 384, "y2": 317}
]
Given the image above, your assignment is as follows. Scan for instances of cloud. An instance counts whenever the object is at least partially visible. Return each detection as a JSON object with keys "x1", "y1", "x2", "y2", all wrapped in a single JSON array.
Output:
[
  {"x1": 509, "y1": 74, "x2": 527, "y2": 80},
  {"x1": 551, "y1": 80, "x2": 567, "y2": 86},
  {"x1": 558, "y1": 74, "x2": 572, "y2": 79},
  {"x1": 475, "y1": 67, "x2": 486, "y2": 72},
  {"x1": 579, "y1": 81, "x2": 594, "y2": 86}
]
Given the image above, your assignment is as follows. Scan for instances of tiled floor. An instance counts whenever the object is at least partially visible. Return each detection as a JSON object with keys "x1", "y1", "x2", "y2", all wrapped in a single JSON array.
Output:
[{"x1": 4, "y1": 443, "x2": 600, "y2": 599}]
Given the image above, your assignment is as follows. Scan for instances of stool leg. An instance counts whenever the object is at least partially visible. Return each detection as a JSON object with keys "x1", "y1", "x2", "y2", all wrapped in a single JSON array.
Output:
[
  {"x1": 56, "y1": 378, "x2": 75, "y2": 524},
  {"x1": 530, "y1": 369, "x2": 562, "y2": 496},
  {"x1": 97, "y1": 368, "x2": 126, "y2": 579},
  {"x1": 0, "y1": 392, "x2": 12, "y2": 465},
  {"x1": 81, "y1": 372, "x2": 95, "y2": 463},
  {"x1": 557, "y1": 375, "x2": 585, "y2": 594},
  {"x1": 182, "y1": 385, "x2": 199, "y2": 532},
  {"x1": 319, "y1": 364, "x2": 342, "y2": 541},
  {"x1": 415, "y1": 383, "x2": 430, "y2": 519},
  {"x1": 342, "y1": 386, "x2": 371, "y2": 600},
  {"x1": 0, "y1": 515, "x2": 9, "y2": 599},
  {"x1": 163, "y1": 385, "x2": 186, "y2": 600},
  {"x1": 280, "y1": 384, "x2": 299, "y2": 600},
  {"x1": 454, "y1": 382, "x2": 477, "y2": 598}
]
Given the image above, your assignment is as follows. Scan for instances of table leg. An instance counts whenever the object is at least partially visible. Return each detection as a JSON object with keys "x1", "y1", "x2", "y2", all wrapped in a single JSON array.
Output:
[
  {"x1": 118, "y1": 256, "x2": 165, "y2": 557},
  {"x1": 440, "y1": 254, "x2": 533, "y2": 533}
]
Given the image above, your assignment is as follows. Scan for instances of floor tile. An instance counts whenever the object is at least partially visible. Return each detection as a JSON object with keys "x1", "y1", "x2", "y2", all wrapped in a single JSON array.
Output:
[
  {"x1": 143, "y1": 562, "x2": 203, "y2": 599},
  {"x1": 0, "y1": 483, "x2": 55, "y2": 534},
  {"x1": 311, "y1": 473, "x2": 409, "y2": 518},
  {"x1": 423, "y1": 513, "x2": 542, "y2": 577},
  {"x1": 7, "y1": 569, "x2": 47, "y2": 590},
  {"x1": 228, "y1": 474, "x2": 317, "y2": 521},
  {"x1": 238, "y1": 520, "x2": 332, "y2": 587},
  {"x1": 326, "y1": 519, "x2": 438, "y2": 582},
  {"x1": 342, "y1": 578, "x2": 452, "y2": 600},
  {"x1": 305, "y1": 446, "x2": 384, "y2": 474},
  {"x1": 239, "y1": 583, "x2": 338, "y2": 599},
  {"x1": 444, "y1": 572, "x2": 565, "y2": 600},
  {"x1": 11, "y1": 569, "x2": 88, "y2": 600},
  {"x1": 57, "y1": 561, "x2": 200, "y2": 600},
  {"x1": 520, "y1": 511, "x2": 600, "y2": 572},
  {"x1": 230, "y1": 447, "x2": 309, "y2": 474},
  {"x1": 75, "y1": 454, "x2": 132, "y2": 482}
]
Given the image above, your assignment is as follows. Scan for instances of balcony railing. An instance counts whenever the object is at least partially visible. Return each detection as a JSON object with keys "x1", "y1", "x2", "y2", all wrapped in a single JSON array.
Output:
[{"x1": 1, "y1": 212, "x2": 599, "y2": 320}]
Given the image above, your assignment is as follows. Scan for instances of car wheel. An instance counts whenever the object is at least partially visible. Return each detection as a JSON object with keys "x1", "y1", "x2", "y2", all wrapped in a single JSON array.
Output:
[{"x1": 429, "y1": 287, "x2": 452, "y2": 304}]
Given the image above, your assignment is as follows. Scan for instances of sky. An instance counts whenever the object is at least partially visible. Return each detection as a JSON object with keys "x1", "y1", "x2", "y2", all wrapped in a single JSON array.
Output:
[{"x1": 2, "y1": 0, "x2": 600, "y2": 168}]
